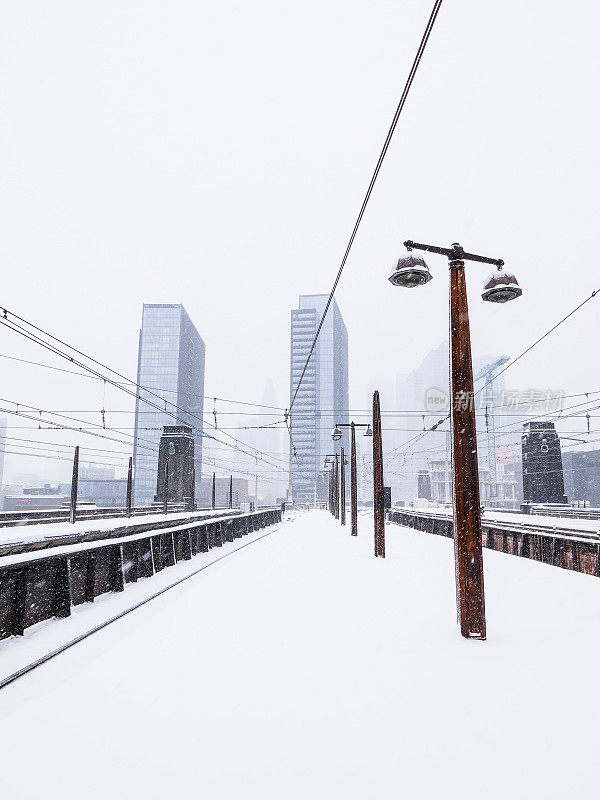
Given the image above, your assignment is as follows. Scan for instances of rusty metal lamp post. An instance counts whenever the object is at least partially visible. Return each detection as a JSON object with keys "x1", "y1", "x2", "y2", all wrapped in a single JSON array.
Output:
[
  {"x1": 332, "y1": 422, "x2": 372, "y2": 535},
  {"x1": 324, "y1": 455, "x2": 341, "y2": 517},
  {"x1": 389, "y1": 240, "x2": 522, "y2": 640},
  {"x1": 372, "y1": 391, "x2": 385, "y2": 558}
]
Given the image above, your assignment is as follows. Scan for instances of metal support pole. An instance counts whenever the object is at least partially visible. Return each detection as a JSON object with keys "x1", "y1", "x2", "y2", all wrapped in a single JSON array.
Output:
[
  {"x1": 69, "y1": 445, "x2": 79, "y2": 524},
  {"x1": 373, "y1": 391, "x2": 385, "y2": 557},
  {"x1": 340, "y1": 447, "x2": 346, "y2": 526},
  {"x1": 329, "y1": 468, "x2": 334, "y2": 514},
  {"x1": 351, "y1": 422, "x2": 358, "y2": 536},
  {"x1": 189, "y1": 466, "x2": 195, "y2": 512},
  {"x1": 450, "y1": 258, "x2": 486, "y2": 639},
  {"x1": 126, "y1": 456, "x2": 133, "y2": 518},
  {"x1": 163, "y1": 462, "x2": 168, "y2": 514},
  {"x1": 212, "y1": 472, "x2": 216, "y2": 509},
  {"x1": 334, "y1": 454, "x2": 339, "y2": 520},
  {"x1": 229, "y1": 475, "x2": 233, "y2": 509}
]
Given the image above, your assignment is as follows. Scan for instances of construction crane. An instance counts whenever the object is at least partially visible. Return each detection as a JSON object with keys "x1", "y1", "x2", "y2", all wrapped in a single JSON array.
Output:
[{"x1": 474, "y1": 356, "x2": 510, "y2": 479}]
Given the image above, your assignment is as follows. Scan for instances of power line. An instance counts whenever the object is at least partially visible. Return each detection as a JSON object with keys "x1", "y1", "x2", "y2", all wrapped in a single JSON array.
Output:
[
  {"x1": 0, "y1": 309, "x2": 287, "y2": 471},
  {"x1": 289, "y1": 0, "x2": 444, "y2": 412},
  {"x1": 389, "y1": 289, "x2": 600, "y2": 461}
]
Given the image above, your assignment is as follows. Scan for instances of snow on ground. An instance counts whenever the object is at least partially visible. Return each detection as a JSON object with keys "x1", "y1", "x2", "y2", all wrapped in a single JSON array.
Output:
[{"x1": 1, "y1": 509, "x2": 600, "y2": 800}]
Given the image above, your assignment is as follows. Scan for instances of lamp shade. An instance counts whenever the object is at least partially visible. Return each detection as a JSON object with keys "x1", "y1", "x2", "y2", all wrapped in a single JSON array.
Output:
[
  {"x1": 388, "y1": 255, "x2": 433, "y2": 288},
  {"x1": 482, "y1": 268, "x2": 522, "y2": 303}
]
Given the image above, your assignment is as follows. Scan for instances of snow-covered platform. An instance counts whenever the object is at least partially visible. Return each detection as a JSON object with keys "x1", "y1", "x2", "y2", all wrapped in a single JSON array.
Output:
[{"x1": 1, "y1": 509, "x2": 599, "y2": 800}]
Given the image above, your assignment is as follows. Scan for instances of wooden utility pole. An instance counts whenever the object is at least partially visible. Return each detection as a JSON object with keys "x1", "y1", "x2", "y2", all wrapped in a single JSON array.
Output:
[
  {"x1": 126, "y1": 456, "x2": 133, "y2": 518},
  {"x1": 340, "y1": 447, "x2": 346, "y2": 526},
  {"x1": 229, "y1": 475, "x2": 233, "y2": 509},
  {"x1": 69, "y1": 446, "x2": 79, "y2": 524},
  {"x1": 350, "y1": 423, "x2": 358, "y2": 536},
  {"x1": 372, "y1": 391, "x2": 385, "y2": 557},
  {"x1": 212, "y1": 472, "x2": 216, "y2": 509},
  {"x1": 450, "y1": 257, "x2": 486, "y2": 639}
]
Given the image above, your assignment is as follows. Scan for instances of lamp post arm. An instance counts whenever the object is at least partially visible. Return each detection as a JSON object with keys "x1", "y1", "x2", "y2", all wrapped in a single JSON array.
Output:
[{"x1": 404, "y1": 240, "x2": 503, "y2": 267}]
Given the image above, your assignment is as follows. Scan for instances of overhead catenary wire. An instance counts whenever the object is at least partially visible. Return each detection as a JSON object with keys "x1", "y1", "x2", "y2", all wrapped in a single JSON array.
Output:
[
  {"x1": 0, "y1": 310, "x2": 288, "y2": 471},
  {"x1": 389, "y1": 289, "x2": 600, "y2": 461},
  {"x1": 289, "y1": 0, "x2": 444, "y2": 413}
]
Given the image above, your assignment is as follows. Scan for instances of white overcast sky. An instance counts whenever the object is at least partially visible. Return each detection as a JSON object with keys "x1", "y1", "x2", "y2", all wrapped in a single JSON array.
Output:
[{"x1": 0, "y1": 0, "x2": 598, "y2": 483}]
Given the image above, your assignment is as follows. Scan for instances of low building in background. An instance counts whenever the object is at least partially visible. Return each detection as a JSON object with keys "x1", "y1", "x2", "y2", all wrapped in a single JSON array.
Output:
[
  {"x1": 424, "y1": 457, "x2": 518, "y2": 510},
  {"x1": 563, "y1": 449, "x2": 600, "y2": 507},
  {"x1": 2, "y1": 484, "x2": 70, "y2": 512},
  {"x1": 198, "y1": 476, "x2": 249, "y2": 508},
  {"x1": 79, "y1": 465, "x2": 127, "y2": 508}
]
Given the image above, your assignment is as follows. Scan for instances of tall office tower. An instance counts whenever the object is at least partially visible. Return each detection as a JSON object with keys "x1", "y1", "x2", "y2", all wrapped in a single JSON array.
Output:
[
  {"x1": 289, "y1": 295, "x2": 349, "y2": 506},
  {"x1": 132, "y1": 304, "x2": 205, "y2": 506}
]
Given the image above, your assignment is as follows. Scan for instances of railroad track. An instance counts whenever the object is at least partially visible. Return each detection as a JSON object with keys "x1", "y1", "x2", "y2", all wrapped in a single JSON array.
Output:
[{"x1": 0, "y1": 521, "x2": 284, "y2": 690}]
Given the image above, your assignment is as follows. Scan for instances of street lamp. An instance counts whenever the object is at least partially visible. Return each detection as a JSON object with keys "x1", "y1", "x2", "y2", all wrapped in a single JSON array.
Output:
[
  {"x1": 332, "y1": 421, "x2": 375, "y2": 538},
  {"x1": 324, "y1": 454, "x2": 340, "y2": 518},
  {"x1": 388, "y1": 239, "x2": 522, "y2": 641}
]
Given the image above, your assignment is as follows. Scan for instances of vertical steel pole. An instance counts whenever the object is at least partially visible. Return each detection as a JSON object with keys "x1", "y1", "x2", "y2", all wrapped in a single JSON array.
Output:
[
  {"x1": 450, "y1": 256, "x2": 486, "y2": 640},
  {"x1": 334, "y1": 454, "x2": 339, "y2": 519},
  {"x1": 126, "y1": 456, "x2": 133, "y2": 518},
  {"x1": 69, "y1": 445, "x2": 79, "y2": 524},
  {"x1": 329, "y1": 467, "x2": 334, "y2": 514},
  {"x1": 212, "y1": 472, "x2": 216, "y2": 509},
  {"x1": 189, "y1": 466, "x2": 195, "y2": 512},
  {"x1": 373, "y1": 391, "x2": 385, "y2": 557},
  {"x1": 351, "y1": 423, "x2": 358, "y2": 536},
  {"x1": 229, "y1": 475, "x2": 233, "y2": 509},
  {"x1": 340, "y1": 447, "x2": 346, "y2": 525},
  {"x1": 163, "y1": 462, "x2": 168, "y2": 514}
]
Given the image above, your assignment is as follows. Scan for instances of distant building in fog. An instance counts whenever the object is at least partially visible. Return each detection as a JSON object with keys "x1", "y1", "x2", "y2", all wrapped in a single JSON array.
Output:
[
  {"x1": 289, "y1": 294, "x2": 349, "y2": 506},
  {"x1": 198, "y1": 476, "x2": 249, "y2": 508},
  {"x1": 132, "y1": 304, "x2": 205, "y2": 507},
  {"x1": 78, "y1": 465, "x2": 126, "y2": 508}
]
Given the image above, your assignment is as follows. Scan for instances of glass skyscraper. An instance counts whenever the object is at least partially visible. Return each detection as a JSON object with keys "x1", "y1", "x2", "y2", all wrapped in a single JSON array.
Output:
[
  {"x1": 289, "y1": 295, "x2": 349, "y2": 505},
  {"x1": 132, "y1": 304, "x2": 205, "y2": 506}
]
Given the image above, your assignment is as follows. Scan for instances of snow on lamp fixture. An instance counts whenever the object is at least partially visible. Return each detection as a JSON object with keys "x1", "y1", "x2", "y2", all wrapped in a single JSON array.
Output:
[
  {"x1": 331, "y1": 426, "x2": 342, "y2": 441},
  {"x1": 388, "y1": 254, "x2": 433, "y2": 288},
  {"x1": 364, "y1": 424, "x2": 373, "y2": 437},
  {"x1": 481, "y1": 265, "x2": 522, "y2": 304}
]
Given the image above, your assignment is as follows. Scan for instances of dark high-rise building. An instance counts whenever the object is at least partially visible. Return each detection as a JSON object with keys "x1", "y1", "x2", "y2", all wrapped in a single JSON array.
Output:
[
  {"x1": 521, "y1": 421, "x2": 567, "y2": 504},
  {"x1": 290, "y1": 295, "x2": 349, "y2": 506},
  {"x1": 132, "y1": 304, "x2": 205, "y2": 506}
]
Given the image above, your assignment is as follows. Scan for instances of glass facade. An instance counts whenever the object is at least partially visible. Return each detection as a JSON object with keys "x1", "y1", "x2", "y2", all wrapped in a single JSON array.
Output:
[
  {"x1": 132, "y1": 304, "x2": 205, "y2": 506},
  {"x1": 290, "y1": 295, "x2": 349, "y2": 505}
]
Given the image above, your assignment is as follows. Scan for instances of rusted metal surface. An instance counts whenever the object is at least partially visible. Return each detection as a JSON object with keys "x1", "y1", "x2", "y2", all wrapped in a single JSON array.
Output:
[
  {"x1": 373, "y1": 391, "x2": 385, "y2": 558},
  {"x1": 340, "y1": 448, "x2": 346, "y2": 526},
  {"x1": 126, "y1": 457, "x2": 133, "y2": 518},
  {"x1": 334, "y1": 455, "x2": 340, "y2": 520},
  {"x1": 163, "y1": 463, "x2": 169, "y2": 514},
  {"x1": 388, "y1": 509, "x2": 600, "y2": 579},
  {"x1": 69, "y1": 446, "x2": 79, "y2": 525},
  {"x1": 449, "y1": 259, "x2": 486, "y2": 640},
  {"x1": 350, "y1": 423, "x2": 358, "y2": 536}
]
